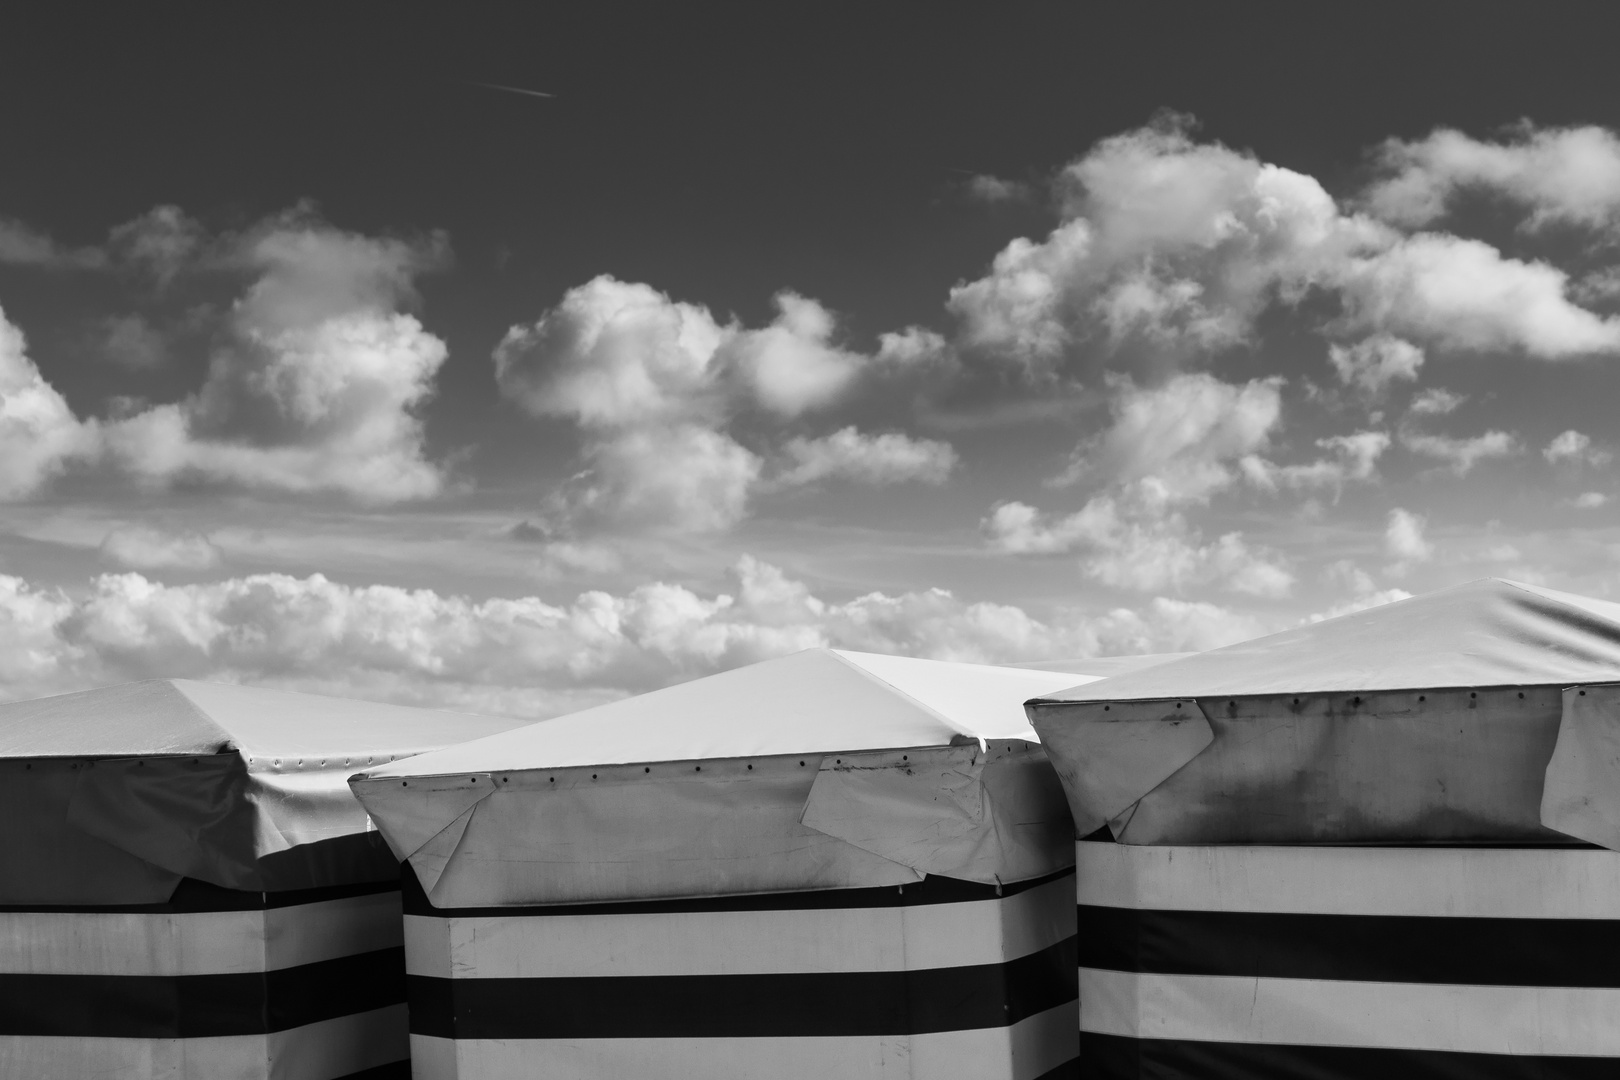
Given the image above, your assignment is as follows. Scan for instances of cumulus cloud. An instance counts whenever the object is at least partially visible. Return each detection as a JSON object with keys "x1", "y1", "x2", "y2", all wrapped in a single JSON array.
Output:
[
  {"x1": 1060, "y1": 372, "x2": 1283, "y2": 501},
  {"x1": 99, "y1": 524, "x2": 222, "y2": 571},
  {"x1": 1328, "y1": 335, "x2": 1424, "y2": 395},
  {"x1": 100, "y1": 211, "x2": 453, "y2": 502},
  {"x1": 1384, "y1": 508, "x2": 1434, "y2": 565},
  {"x1": 496, "y1": 276, "x2": 910, "y2": 532},
  {"x1": 107, "y1": 205, "x2": 206, "y2": 284},
  {"x1": 983, "y1": 495, "x2": 1294, "y2": 597},
  {"x1": 0, "y1": 308, "x2": 100, "y2": 499},
  {"x1": 1241, "y1": 430, "x2": 1390, "y2": 491},
  {"x1": 1409, "y1": 387, "x2": 1466, "y2": 416},
  {"x1": 1400, "y1": 428, "x2": 1519, "y2": 474},
  {"x1": 1365, "y1": 124, "x2": 1620, "y2": 232},
  {"x1": 1308, "y1": 561, "x2": 1412, "y2": 622},
  {"x1": 1573, "y1": 492, "x2": 1608, "y2": 509},
  {"x1": 945, "y1": 118, "x2": 1620, "y2": 374},
  {"x1": 776, "y1": 427, "x2": 958, "y2": 487},
  {"x1": 0, "y1": 558, "x2": 1260, "y2": 714},
  {"x1": 1544, "y1": 429, "x2": 1613, "y2": 467}
]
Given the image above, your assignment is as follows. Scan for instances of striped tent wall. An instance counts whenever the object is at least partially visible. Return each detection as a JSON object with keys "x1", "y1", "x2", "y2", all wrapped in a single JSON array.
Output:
[
  {"x1": 0, "y1": 879, "x2": 411, "y2": 1079},
  {"x1": 1076, "y1": 840, "x2": 1620, "y2": 1078},
  {"x1": 403, "y1": 867, "x2": 1080, "y2": 1080}
]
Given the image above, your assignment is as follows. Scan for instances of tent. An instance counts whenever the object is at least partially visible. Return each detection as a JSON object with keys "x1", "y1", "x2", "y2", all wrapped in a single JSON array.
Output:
[
  {"x1": 351, "y1": 648, "x2": 1138, "y2": 1080},
  {"x1": 0, "y1": 678, "x2": 524, "y2": 1080},
  {"x1": 1026, "y1": 579, "x2": 1620, "y2": 1077}
]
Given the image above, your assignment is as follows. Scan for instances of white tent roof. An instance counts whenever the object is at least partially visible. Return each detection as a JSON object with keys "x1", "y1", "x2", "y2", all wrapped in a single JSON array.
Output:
[
  {"x1": 1031, "y1": 579, "x2": 1620, "y2": 707},
  {"x1": 0, "y1": 678, "x2": 521, "y2": 761},
  {"x1": 361, "y1": 648, "x2": 1106, "y2": 779}
]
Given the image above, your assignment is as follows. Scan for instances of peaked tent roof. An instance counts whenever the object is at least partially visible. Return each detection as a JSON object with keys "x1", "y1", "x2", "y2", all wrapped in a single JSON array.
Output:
[
  {"x1": 360, "y1": 648, "x2": 1107, "y2": 778},
  {"x1": 0, "y1": 678, "x2": 522, "y2": 760},
  {"x1": 1031, "y1": 579, "x2": 1620, "y2": 706}
]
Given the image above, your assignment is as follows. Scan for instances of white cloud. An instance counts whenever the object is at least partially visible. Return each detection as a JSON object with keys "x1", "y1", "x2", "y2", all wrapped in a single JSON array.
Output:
[
  {"x1": 1409, "y1": 387, "x2": 1466, "y2": 415},
  {"x1": 1574, "y1": 492, "x2": 1609, "y2": 509},
  {"x1": 1336, "y1": 234, "x2": 1620, "y2": 358},
  {"x1": 776, "y1": 427, "x2": 958, "y2": 487},
  {"x1": 108, "y1": 205, "x2": 205, "y2": 284},
  {"x1": 1400, "y1": 428, "x2": 1519, "y2": 474},
  {"x1": 984, "y1": 495, "x2": 1294, "y2": 597},
  {"x1": 99, "y1": 525, "x2": 222, "y2": 571},
  {"x1": 1062, "y1": 373, "x2": 1283, "y2": 502},
  {"x1": 1545, "y1": 429, "x2": 1613, "y2": 467},
  {"x1": 99, "y1": 314, "x2": 168, "y2": 369},
  {"x1": 1365, "y1": 124, "x2": 1620, "y2": 231},
  {"x1": 1384, "y1": 508, "x2": 1434, "y2": 564},
  {"x1": 0, "y1": 308, "x2": 100, "y2": 499},
  {"x1": 565, "y1": 423, "x2": 763, "y2": 534},
  {"x1": 1241, "y1": 431, "x2": 1391, "y2": 492},
  {"x1": 1328, "y1": 335, "x2": 1424, "y2": 394},
  {"x1": 945, "y1": 119, "x2": 1620, "y2": 373},
  {"x1": 727, "y1": 293, "x2": 867, "y2": 417},
  {"x1": 0, "y1": 558, "x2": 1260, "y2": 715},
  {"x1": 95, "y1": 210, "x2": 453, "y2": 503},
  {"x1": 495, "y1": 276, "x2": 727, "y2": 428}
]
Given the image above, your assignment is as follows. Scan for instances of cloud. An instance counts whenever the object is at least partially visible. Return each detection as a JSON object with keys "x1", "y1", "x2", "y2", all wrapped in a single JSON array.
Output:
[
  {"x1": 99, "y1": 525, "x2": 222, "y2": 571},
  {"x1": 727, "y1": 293, "x2": 868, "y2": 417},
  {"x1": 1384, "y1": 508, "x2": 1434, "y2": 564},
  {"x1": 107, "y1": 205, "x2": 205, "y2": 285},
  {"x1": 98, "y1": 314, "x2": 168, "y2": 369},
  {"x1": 983, "y1": 495, "x2": 1294, "y2": 597},
  {"x1": 1328, "y1": 335, "x2": 1424, "y2": 394},
  {"x1": 944, "y1": 118, "x2": 1620, "y2": 374},
  {"x1": 0, "y1": 558, "x2": 1261, "y2": 715},
  {"x1": 101, "y1": 211, "x2": 453, "y2": 503},
  {"x1": 1364, "y1": 124, "x2": 1620, "y2": 231},
  {"x1": 776, "y1": 427, "x2": 958, "y2": 487},
  {"x1": 1240, "y1": 430, "x2": 1390, "y2": 491},
  {"x1": 497, "y1": 276, "x2": 910, "y2": 532},
  {"x1": 965, "y1": 175, "x2": 1035, "y2": 204},
  {"x1": 0, "y1": 218, "x2": 105, "y2": 269},
  {"x1": 1544, "y1": 429, "x2": 1613, "y2": 467},
  {"x1": 1573, "y1": 492, "x2": 1608, "y2": 509},
  {"x1": 1400, "y1": 428, "x2": 1519, "y2": 474},
  {"x1": 0, "y1": 307, "x2": 100, "y2": 499},
  {"x1": 1409, "y1": 387, "x2": 1466, "y2": 416},
  {"x1": 1060, "y1": 372, "x2": 1282, "y2": 501},
  {"x1": 1335, "y1": 234, "x2": 1620, "y2": 358},
  {"x1": 566, "y1": 423, "x2": 763, "y2": 533}
]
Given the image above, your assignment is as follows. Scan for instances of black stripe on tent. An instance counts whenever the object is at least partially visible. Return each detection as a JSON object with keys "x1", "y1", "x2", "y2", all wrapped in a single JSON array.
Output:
[
  {"x1": 1078, "y1": 905, "x2": 1620, "y2": 987},
  {"x1": 1080, "y1": 1033, "x2": 1620, "y2": 1079},
  {"x1": 0, "y1": 946, "x2": 406, "y2": 1038},
  {"x1": 1032, "y1": 1060, "x2": 1079, "y2": 1080},
  {"x1": 408, "y1": 936, "x2": 1077, "y2": 1039},
  {"x1": 335, "y1": 1064, "x2": 411, "y2": 1080},
  {"x1": 0, "y1": 876, "x2": 400, "y2": 915},
  {"x1": 402, "y1": 864, "x2": 1074, "y2": 918}
]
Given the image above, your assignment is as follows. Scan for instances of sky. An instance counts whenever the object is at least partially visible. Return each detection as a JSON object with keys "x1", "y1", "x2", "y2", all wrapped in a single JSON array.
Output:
[{"x1": 3, "y1": 4, "x2": 1620, "y2": 717}]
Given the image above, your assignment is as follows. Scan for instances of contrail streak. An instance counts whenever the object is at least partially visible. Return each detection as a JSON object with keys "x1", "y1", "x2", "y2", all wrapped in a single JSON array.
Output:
[{"x1": 465, "y1": 80, "x2": 557, "y2": 100}]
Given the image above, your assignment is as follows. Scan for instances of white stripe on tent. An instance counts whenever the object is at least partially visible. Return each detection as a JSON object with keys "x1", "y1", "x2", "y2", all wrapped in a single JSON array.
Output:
[
  {"x1": 409, "y1": 1001, "x2": 1076, "y2": 1080},
  {"x1": 0, "y1": 890, "x2": 403, "y2": 976},
  {"x1": 1077, "y1": 840, "x2": 1620, "y2": 918},
  {"x1": 1081, "y1": 968, "x2": 1620, "y2": 1057},
  {"x1": 0, "y1": 1004, "x2": 409, "y2": 1080},
  {"x1": 405, "y1": 873, "x2": 1073, "y2": 979}
]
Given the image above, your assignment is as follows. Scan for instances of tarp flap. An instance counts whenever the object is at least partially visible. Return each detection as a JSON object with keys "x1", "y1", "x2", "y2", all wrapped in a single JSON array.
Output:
[
  {"x1": 1030, "y1": 578, "x2": 1620, "y2": 705},
  {"x1": 1543, "y1": 685, "x2": 1620, "y2": 849},
  {"x1": 66, "y1": 754, "x2": 265, "y2": 888},
  {"x1": 0, "y1": 760, "x2": 182, "y2": 905},
  {"x1": 1027, "y1": 699, "x2": 1214, "y2": 836},
  {"x1": 800, "y1": 742, "x2": 1074, "y2": 885},
  {"x1": 355, "y1": 756, "x2": 924, "y2": 908}
]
